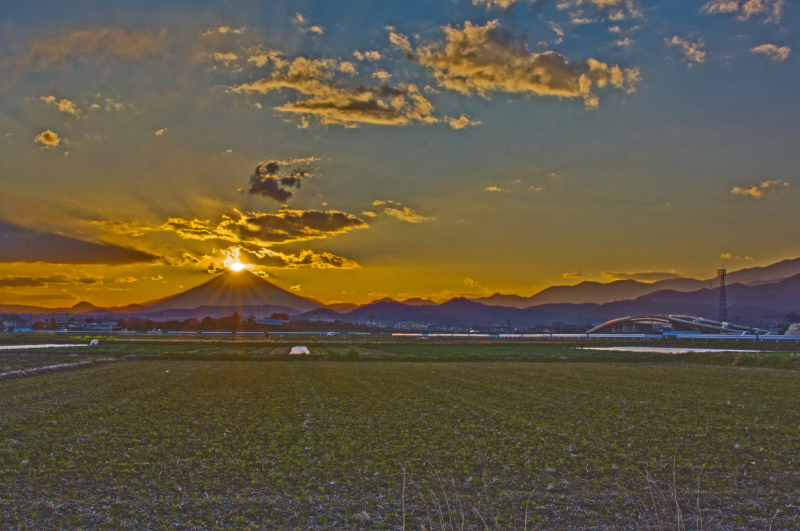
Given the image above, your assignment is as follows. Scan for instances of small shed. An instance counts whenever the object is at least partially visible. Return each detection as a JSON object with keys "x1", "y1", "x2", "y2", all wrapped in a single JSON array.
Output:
[{"x1": 289, "y1": 346, "x2": 310, "y2": 355}]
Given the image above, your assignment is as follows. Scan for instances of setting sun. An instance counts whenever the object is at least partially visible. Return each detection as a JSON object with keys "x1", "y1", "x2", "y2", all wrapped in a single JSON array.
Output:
[{"x1": 229, "y1": 262, "x2": 245, "y2": 272}]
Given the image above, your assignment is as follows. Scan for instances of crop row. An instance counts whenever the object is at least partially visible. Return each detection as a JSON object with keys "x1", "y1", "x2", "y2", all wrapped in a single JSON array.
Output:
[{"x1": 0, "y1": 362, "x2": 798, "y2": 528}]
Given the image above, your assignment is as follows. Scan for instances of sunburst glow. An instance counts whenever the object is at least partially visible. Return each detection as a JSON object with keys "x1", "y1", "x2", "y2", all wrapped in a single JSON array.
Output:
[{"x1": 229, "y1": 262, "x2": 245, "y2": 272}]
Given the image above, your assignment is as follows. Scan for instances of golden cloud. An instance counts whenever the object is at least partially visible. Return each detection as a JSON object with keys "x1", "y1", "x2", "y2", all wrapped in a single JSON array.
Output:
[
  {"x1": 161, "y1": 206, "x2": 368, "y2": 246},
  {"x1": 17, "y1": 27, "x2": 166, "y2": 69},
  {"x1": 393, "y1": 21, "x2": 639, "y2": 108},
  {"x1": 292, "y1": 13, "x2": 324, "y2": 35},
  {"x1": 384, "y1": 207, "x2": 433, "y2": 223},
  {"x1": 447, "y1": 114, "x2": 481, "y2": 129},
  {"x1": 247, "y1": 47, "x2": 285, "y2": 68},
  {"x1": 473, "y1": 0, "x2": 520, "y2": 7},
  {"x1": 234, "y1": 56, "x2": 438, "y2": 126},
  {"x1": 666, "y1": 36, "x2": 706, "y2": 64},
  {"x1": 241, "y1": 247, "x2": 360, "y2": 269},
  {"x1": 473, "y1": 0, "x2": 625, "y2": 7},
  {"x1": 202, "y1": 26, "x2": 246, "y2": 37},
  {"x1": 751, "y1": 44, "x2": 791, "y2": 62},
  {"x1": 40, "y1": 95, "x2": 80, "y2": 116},
  {"x1": 339, "y1": 61, "x2": 357, "y2": 74},
  {"x1": 702, "y1": 0, "x2": 784, "y2": 23},
  {"x1": 210, "y1": 52, "x2": 238, "y2": 65},
  {"x1": 701, "y1": 0, "x2": 740, "y2": 13},
  {"x1": 34, "y1": 129, "x2": 62, "y2": 148},
  {"x1": 731, "y1": 179, "x2": 788, "y2": 198}
]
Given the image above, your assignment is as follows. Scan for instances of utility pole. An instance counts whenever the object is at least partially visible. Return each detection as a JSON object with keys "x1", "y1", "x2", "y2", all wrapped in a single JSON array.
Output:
[{"x1": 718, "y1": 268, "x2": 728, "y2": 322}]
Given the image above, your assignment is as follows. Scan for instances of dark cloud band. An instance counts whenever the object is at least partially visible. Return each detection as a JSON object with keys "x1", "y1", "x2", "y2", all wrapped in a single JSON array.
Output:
[{"x1": 0, "y1": 221, "x2": 159, "y2": 265}]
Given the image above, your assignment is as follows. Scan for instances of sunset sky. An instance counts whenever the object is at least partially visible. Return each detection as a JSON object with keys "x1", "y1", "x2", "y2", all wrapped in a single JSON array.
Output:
[{"x1": 1, "y1": 0, "x2": 797, "y2": 307}]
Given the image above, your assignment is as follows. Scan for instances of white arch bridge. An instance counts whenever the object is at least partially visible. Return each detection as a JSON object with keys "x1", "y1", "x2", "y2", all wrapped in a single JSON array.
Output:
[{"x1": 586, "y1": 314, "x2": 773, "y2": 335}]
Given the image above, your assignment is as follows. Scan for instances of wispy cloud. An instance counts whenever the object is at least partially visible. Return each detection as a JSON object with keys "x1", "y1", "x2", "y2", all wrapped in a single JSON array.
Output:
[
  {"x1": 292, "y1": 13, "x2": 324, "y2": 35},
  {"x1": 384, "y1": 207, "x2": 433, "y2": 223},
  {"x1": 602, "y1": 270, "x2": 680, "y2": 281},
  {"x1": 0, "y1": 292, "x2": 78, "y2": 303},
  {"x1": 15, "y1": 27, "x2": 166, "y2": 70},
  {"x1": 666, "y1": 35, "x2": 706, "y2": 65},
  {"x1": 234, "y1": 56, "x2": 438, "y2": 126},
  {"x1": 0, "y1": 274, "x2": 103, "y2": 287},
  {"x1": 201, "y1": 26, "x2": 246, "y2": 37}
]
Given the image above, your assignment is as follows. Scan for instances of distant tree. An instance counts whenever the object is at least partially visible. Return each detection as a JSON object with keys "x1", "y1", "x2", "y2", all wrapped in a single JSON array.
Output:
[
  {"x1": 784, "y1": 311, "x2": 800, "y2": 323},
  {"x1": 271, "y1": 312, "x2": 289, "y2": 320},
  {"x1": 232, "y1": 312, "x2": 242, "y2": 331},
  {"x1": 85, "y1": 316, "x2": 96, "y2": 324},
  {"x1": 199, "y1": 316, "x2": 215, "y2": 331},
  {"x1": 32, "y1": 321, "x2": 46, "y2": 331}
]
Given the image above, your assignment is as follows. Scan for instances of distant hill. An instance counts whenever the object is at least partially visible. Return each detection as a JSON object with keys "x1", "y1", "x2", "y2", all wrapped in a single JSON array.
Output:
[
  {"x1": 401, "y1": 297, "x2": 438, "y2": 306},
  {"x1": 724, "y1": 258, "x2": 800, "y2": 285},
  {"x1": 472, "y1": 257, "x2": 800, "y2": 308},
  {"x1": 143, "y1": 271, "x2": 322, "y2": 313},
  {"x1": 296, "y1": 273, "x2": 800, "y2": 328},
  {"x1": 3, "y1": 257, "x2": 798, "y2": 326},
  {"x1": 0, "y1": 300, "x2": 109, "y2": 316}
]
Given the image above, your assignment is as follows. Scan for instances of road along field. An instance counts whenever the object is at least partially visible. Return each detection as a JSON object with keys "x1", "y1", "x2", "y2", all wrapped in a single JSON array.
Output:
[{"x1": 1, "y1": 361, "x2": 798, "y2": 529}]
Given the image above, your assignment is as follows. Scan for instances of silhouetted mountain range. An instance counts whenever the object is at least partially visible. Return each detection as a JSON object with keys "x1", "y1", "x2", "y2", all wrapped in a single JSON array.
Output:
[
  {"x1": 469, "y1": 257, "x2": 800, "y2": 307},
  {"x1": 3, "y1": 258, "x2": 799, "y2": 327},
  {"x1": 296, "y1": 273, "x2": 800, "y2": 328}
]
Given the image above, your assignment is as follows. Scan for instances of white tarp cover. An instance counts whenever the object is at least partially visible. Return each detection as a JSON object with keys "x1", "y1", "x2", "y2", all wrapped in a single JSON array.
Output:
[{"x1": 289, "y1": 346, "x2": 310, "y2": 355}]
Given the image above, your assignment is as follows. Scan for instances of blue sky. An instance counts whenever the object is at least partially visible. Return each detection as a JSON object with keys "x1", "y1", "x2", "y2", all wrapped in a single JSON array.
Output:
[{"x1": 0, "y1": 0, "x2": 797, "y2": 306}]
